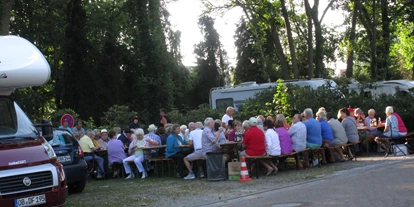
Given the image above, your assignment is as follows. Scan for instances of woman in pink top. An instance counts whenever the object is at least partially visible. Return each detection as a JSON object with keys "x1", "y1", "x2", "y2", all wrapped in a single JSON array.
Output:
[
  {"x1": 274, "y1": 120, "x2": 293, "y2": 154},
  {"x1": 392, "y1": 107, "x2": 407, "y2": 136}
]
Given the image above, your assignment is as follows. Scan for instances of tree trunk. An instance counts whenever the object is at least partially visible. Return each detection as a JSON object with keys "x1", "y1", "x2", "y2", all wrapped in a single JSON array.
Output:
[
  {"x1": 0, "y1": 0, "x2": 14, "y2": 35},
  {"x1": 270, "y1": 19, "x2": 290, "y2": 80},
  {"x1": 380, "y1": 0, "x2": 390, "y2": 80},
  {"x1": 371, "y1": 0, "x2": 377, "y2": 80},
  {"x1": 346, "y1": 0, "x2": 358, "y2": 78},
  {"x1": 280, "y1": 0, "x2": 298, "y2": 79},
  {"x1": 304, "y1": 0, "x2": 313, "y2": 79},
  {"x1": 310, "y1": 0, "x2": 324, "y2": 78}
]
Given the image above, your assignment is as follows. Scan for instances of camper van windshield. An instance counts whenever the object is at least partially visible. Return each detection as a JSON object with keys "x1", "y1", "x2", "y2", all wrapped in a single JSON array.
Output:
[{"x1": 0, "y1": 97, "x2": 38, "y2": 139}]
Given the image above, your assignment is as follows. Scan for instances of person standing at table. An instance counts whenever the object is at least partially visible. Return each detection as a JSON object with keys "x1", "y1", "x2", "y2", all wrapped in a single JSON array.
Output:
[
  {"x1": 166, "y1": 124, "x2": 188, "y2": 178},
  {"x1": 221, "y1": 107, "x2": 234, "y2": 127},
  {"x1": 159, "y1": 108, "x2": 171, "y2": 127},
  {"x1": 183, "y1": 122, "x2": 204, "y2": 179},
  {"x1": 129, "y1": 116, "x2": 141, "y2": 129}
]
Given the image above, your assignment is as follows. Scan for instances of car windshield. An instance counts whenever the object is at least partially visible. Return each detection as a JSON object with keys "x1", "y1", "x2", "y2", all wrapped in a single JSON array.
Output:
[
  {"x1": 49, "y1": 130, "x2": 74, "y2": 146},
  {"x1": 0, "y1": 97, "x2": 38, "y2": 139}
]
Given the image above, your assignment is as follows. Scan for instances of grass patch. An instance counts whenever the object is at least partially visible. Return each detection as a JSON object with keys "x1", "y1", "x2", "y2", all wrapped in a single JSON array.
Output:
[{"x1": 65, "y1": 159, "x2": 375, "y2": 207}]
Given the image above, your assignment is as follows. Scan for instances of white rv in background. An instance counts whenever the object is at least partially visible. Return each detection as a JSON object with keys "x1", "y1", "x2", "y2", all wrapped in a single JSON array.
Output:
[
  {"x1": 348, "y1": 80, "x2": 414, "y2": 97},
  {"x1": 209, "y1": 79, "x2": 338, "y2": 110}
]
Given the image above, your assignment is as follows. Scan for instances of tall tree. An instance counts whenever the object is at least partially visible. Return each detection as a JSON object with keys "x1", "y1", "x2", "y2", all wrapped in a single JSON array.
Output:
[
  {"x1": 345, "y1": 0, "x2": 358, "y2": 77},
  {"x1": 280, "y1": 0, "x2": 298, "y2": 79},
  {"x1": 0, "y1": 0, "x2": 14, "y2": 35},
  {"x1": 61, "y1": 0, "x2": 95, "y2": 120},
  {"x1": 304, "y1": 0, "x2": 335, "y2": 78},
  {"x1": 192, "y1": 15, "x2": 228, "y2": 106}
]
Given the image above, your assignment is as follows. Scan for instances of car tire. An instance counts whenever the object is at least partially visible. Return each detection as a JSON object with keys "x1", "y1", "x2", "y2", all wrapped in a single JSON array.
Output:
[{"x1": 69, "y1": 179, "x2": 87, "y2": 193}]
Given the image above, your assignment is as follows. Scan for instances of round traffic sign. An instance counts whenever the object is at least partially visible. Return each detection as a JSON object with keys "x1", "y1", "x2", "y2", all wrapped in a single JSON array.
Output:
[{"x1": 60, "y1": 114, "x2": 75, "y2": 128}]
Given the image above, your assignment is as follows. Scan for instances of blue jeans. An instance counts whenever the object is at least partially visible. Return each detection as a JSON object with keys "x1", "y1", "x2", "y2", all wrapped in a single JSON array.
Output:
[{"x1": 84, "y1": 155, "x2": 105, "y2": 176}]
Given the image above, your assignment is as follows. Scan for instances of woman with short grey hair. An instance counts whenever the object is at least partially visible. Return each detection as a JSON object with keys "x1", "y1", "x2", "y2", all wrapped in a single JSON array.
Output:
[{"x1": 123, "y1": 128, "x2": 148, "y2": 179}]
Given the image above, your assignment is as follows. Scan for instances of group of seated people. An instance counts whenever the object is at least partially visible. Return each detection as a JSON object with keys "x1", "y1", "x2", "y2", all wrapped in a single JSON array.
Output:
[{"x1": 70, "y1": 105, "x2": 408, "y2": 180}]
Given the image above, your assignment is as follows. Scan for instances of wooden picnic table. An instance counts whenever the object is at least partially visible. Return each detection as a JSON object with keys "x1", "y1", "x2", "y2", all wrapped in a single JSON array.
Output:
[
  {"x1": 357, "y1": 124, "x2": 385, "y2": 131},
  {"x1": 220, "y1": 141, "x2": 240, "y2": 160}
]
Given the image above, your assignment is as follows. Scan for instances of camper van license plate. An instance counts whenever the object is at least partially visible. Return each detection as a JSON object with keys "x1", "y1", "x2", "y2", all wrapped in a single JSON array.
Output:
[{"x1": 15, "y1": 194, "x2": 46, "y2": 207}]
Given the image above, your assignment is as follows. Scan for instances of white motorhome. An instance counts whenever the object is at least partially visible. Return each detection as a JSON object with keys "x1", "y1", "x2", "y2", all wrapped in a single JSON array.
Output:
[
  {"x1": 210, "y1": 79, "x2": 337, "y2": 110},
  {"x1": 0, "y1": 35, "x2": 67, "y2": 206},
  {"x1": 348, "y1": 80, "x2": 414, "y2": 97}
]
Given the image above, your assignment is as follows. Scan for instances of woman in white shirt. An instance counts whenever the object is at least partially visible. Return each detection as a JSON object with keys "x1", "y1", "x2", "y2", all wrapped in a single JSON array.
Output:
[{"x1": 261, "y1": 120, "x2": 280, "y2": 175}]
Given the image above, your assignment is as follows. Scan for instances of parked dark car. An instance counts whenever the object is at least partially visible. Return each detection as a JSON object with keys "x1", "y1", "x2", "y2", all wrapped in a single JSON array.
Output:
[{"x1": 49, "y1": 129, "x2": 88, "y2": 193}]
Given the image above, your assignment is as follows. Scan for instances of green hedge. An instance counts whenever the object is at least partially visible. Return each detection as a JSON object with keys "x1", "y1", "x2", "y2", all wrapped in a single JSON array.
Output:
[{"x1": 238, "y1": 80, "x2": 414, "y2": 131}]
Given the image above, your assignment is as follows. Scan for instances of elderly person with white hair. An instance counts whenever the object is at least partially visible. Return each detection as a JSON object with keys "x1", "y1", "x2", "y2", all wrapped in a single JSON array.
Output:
[
  {"x1": 303, "y1": 108, "x2": 322, "y2": 149},
  {"x1": 222, "y1": 106, "x2": 235, "y2": 127},
  {"x1": 240, "y1": 117, "x2": 266, "y2": 157},
  {"x1": 184, "y1": 122, "x2": 195, "y2": 142},
  {"x1": 375, "y1": 106, "x2": 400, "y2": 154},
  {"x1": 144, "y1": 124, "x2": 161, "y2": 149},
  {"x1": 79, "y1": 130, "x2": 105, "y2": 178},
  {"x1": 179, "y1": 125, "x2": 188, "y2": 142},
  {"x1": 202, "y1": 118, "x2": 224, "y2": 155},
  {"x1": 123, "y1": 128, "x2": 148, "y2": 179}
]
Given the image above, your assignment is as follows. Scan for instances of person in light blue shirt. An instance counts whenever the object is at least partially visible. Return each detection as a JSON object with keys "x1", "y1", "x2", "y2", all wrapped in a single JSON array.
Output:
[
  {"x1": 59, "y1": 119, "x2": 72, "y2": 133},
  {"x1": 166, "y1": 124, "x2": 188, "y2": 178},
  {"x1": 375, "y1": 106, "x2": 400, "y2": 154},
  {"x1": 303, "y1": 108, "x2": 322, "y2": 148}
]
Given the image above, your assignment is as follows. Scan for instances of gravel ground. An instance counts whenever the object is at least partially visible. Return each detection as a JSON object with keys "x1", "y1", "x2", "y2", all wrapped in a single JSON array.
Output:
[{"x1": 65, "y1": 154, "x2": 414, "y2": 207}]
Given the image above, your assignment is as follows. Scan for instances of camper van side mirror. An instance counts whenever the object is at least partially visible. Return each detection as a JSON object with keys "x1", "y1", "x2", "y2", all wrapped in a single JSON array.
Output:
[{"x1": 35, "y1": 120, "x2": 53, "y2": 141}]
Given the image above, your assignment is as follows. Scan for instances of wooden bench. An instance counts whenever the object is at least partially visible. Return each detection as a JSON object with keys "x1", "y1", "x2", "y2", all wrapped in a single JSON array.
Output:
[
  {"x1": 245, "y1": 155, "x2": 277, "y2": 179},
  {"x1": 345, "y1": 141, "x2": 360, "y2": 161},
  {"x1": 245, "y1": 150, "x2": 303, "y2": 178},
  {"x1": 149, "y1": 157, "x2": 174, "y2": 177},
  {"x1": 308, "y1": 148, "x2": 324, "y2": 167},
  {"x1": 402, "y1": 132, "x2": 414, "y2": 139},
  {"x1": 190, "y1": 157, "x2": 206, "y2": 178}
]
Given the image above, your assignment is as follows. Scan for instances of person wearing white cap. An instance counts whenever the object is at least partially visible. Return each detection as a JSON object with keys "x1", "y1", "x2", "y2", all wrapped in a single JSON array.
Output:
[
  {"x1": 144, "y1": 124, "x2": 162, "y2": 150},
  {"x1": 98, "y1": 129, "x2": 109, "y2": 150}
]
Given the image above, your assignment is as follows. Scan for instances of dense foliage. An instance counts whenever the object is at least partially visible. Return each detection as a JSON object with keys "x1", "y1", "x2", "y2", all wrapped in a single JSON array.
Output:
[
  {"x1": 0, "y1": 0, "x2": 413, "y2": 128},
  {"x1": 237, "y1": 79, "x2": 414, "y2": 130}
]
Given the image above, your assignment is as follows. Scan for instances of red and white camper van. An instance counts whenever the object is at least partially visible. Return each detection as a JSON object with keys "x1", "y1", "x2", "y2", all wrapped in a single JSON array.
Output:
[{"x1": 0, "y1": 36, "x2": 67, "y2": 206}]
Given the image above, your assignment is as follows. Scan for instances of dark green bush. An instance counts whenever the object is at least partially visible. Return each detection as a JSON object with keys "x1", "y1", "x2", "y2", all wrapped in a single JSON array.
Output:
[{"x1": 238, "y1": 80, "x2": 414, "y2": 131}]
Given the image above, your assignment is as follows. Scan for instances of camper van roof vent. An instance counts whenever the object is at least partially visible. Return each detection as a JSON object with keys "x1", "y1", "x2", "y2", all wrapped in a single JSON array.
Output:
[{"x1": 235, "y1": 81, "x2": 257, "y2": 87}]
